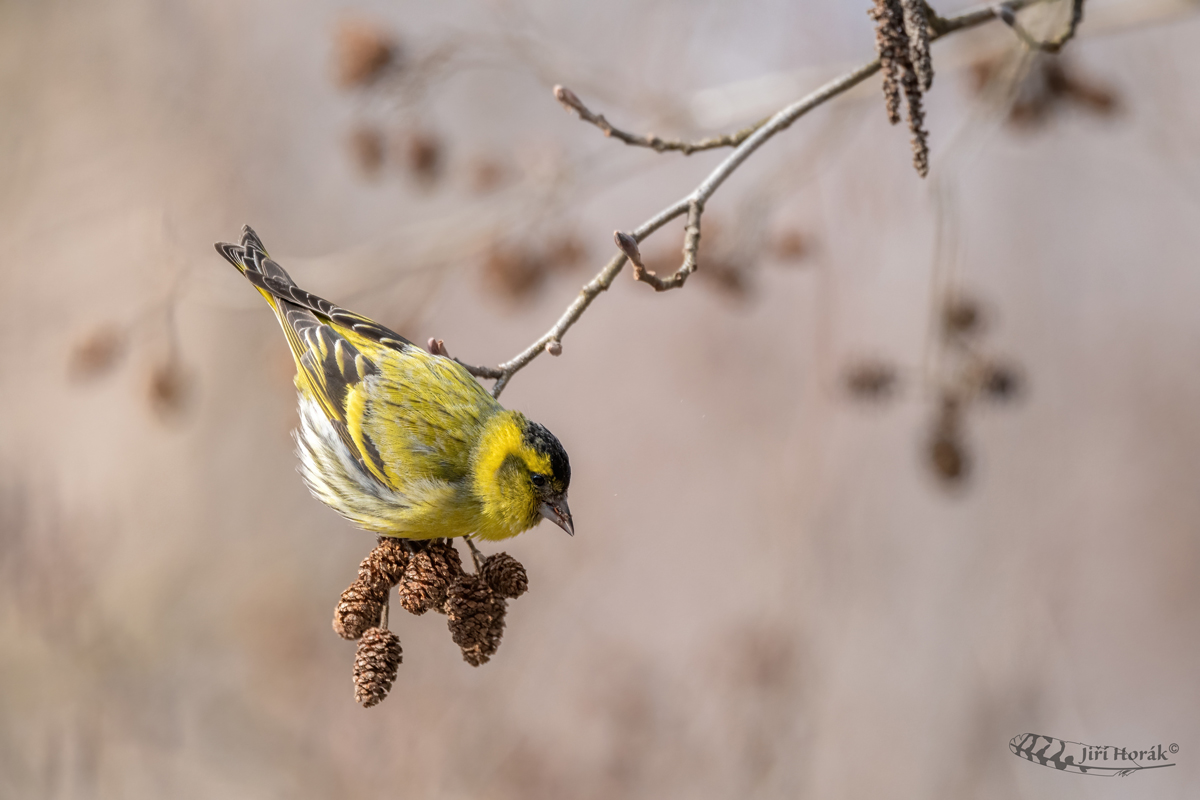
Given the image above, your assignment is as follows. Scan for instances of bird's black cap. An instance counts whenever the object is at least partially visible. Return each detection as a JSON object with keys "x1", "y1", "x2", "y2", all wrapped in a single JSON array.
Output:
[{"x1": 522, "y1": 421, "x2": 571, "y2": 490}]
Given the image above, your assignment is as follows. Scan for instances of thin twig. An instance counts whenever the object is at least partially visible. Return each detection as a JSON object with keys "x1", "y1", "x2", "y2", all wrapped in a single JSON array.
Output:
[
  {"x1": 427, "y1": 337, "x2": 504, "y2": 379},
  {"x1": 465, "y1": 538, "x2": 485, "y2": 573},
  {"x1": 553, "y1": 85, "x2": 769, "y2": 155},
  {"x1": 994, "y1": 0, "x2": 1085, "y2": 53},
  {"x1": 922, "y1": 1, "x2": 953, "y2": 35},
  {"x1": 477, "y1": 0, "x2": 1045, "y2": 399},
  {"x1": 933, "y1": 0, "x2": 1049, "y2": 36},
  {"x1": 459, "y1": 360, "x2": 504, "y2": 379},
  {"x1": 614, "y1": 200, "x2": 704, "y2": 291}
]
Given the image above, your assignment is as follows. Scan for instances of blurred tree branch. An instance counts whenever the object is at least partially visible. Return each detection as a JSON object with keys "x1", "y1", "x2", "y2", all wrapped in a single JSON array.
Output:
[
  {"x1": 552, "y1": 85, "x2": 771, "y2": 155},
  {"x1": 454, "y1": 0, "x2": 1052, "y2": 398},
  {"x1": 995, "y1": 0, "x2": 1085, "y2": 52}
]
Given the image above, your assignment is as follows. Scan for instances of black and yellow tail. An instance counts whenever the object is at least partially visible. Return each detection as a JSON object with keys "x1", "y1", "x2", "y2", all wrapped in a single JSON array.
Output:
[
  {"x1": 214, "y1": 225, "x2": 412, "y2": 349},
  {"x1": 214, "y1": 225, "x2": 299, "y2": 313}
]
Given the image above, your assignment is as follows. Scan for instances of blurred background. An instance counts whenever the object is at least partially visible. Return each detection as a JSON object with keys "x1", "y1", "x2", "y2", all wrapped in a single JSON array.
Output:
[{"x1": 2, "y1": 0, "x2": 1199, "y2": 797}]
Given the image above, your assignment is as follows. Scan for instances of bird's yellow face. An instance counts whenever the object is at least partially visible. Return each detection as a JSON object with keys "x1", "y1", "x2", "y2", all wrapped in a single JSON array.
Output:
[
  {"x1": 473, "y1": 412, "x2": 573, "y2": 540},
  {"x1": 515, "y1": 419, "x2": 573, "y2": 535}
]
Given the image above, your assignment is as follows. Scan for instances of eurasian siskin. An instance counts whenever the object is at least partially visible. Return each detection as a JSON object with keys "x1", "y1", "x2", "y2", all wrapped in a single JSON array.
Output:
[{"x1": 215, "y1": 226, "x2": 572, "y2": 541}]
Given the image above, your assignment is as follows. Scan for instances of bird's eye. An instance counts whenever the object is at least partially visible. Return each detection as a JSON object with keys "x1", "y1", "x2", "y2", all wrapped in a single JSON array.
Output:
[{"x1": 530, "y1": 473, "x2": 546, "y2": 487}]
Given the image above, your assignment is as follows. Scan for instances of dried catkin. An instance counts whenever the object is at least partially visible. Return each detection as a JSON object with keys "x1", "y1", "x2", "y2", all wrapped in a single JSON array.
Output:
[
  {"x1": 870, "y1": 0, "x2": 907, "y2": 125},
  {"x1": 353, "y1": 627, "x2": 402, "y2": 707},
  {"x1": 869, "y1": 0, "x2": 932, "y2": 177},
  {"x1": 902, "y1": 0, "x2": 933, "y2": 91},
  {"x1": 903, "y1": 65, "x2": 930, "y2": 177},
  {"x1": 446, "y1": 574, "x2": 507, "y2": 666},
  {"x1": 333, "y1": 580, "x2": 384, "y2": 640},
  {"x1": 480, "y1": 552, "x2": 528, "y2": 599}
]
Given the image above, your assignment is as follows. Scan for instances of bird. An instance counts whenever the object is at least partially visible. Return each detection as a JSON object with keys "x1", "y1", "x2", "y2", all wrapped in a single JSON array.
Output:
[{"x1": 215, "y1": 225, "x2": 572, "y2": 541}]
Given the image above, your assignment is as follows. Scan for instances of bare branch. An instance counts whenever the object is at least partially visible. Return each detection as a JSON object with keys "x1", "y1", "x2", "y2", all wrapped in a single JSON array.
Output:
[
  {"x1": 553, "y1": 85, "x2": 769, "y2": 156},
  {"x1": 995, "y1": 0, "x2": 1085, "y2": 53},
  {"x1": 460, "y1": 360, "x2": 504, "y2": 380},
  {"x1": 921, "y1": 1, "x2": 953, "y2": 36},
  {"x1": 931, "y1": 0, "x2": 1048, "y2": 36},
  {"x1": 679, "y1": 201, "x2": 702, "y2": 281},
  {"x1": 613, "y1": 231, "x2": 646, "y2": 275},
  {"x1": 488, "y1": 250, "x2": 630, "y2": 398},
  {"x1": 616, "y1": 200, "x2": 705, "y2": 292},
  {"x1": 478, "y1": 0, "x2": 1047, "y2": 399},
  {"x1": 427, "y1": 337, "x2": 504, "y2": 379}
]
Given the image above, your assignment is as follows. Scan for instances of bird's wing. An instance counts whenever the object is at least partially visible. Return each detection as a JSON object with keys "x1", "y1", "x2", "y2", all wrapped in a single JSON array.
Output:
[
  {"x1": 244, "y1": 268, "x2": 414, "y2": 353},
  {"x1": 217, "y1": 227, "x2": 410, "y2": 487}
]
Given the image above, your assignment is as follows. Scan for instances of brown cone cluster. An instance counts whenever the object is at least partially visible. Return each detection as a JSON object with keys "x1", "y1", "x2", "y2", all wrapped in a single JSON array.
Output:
[
  {"x1": 923, "y1": 294, "x2": 1025, "y2": 488},
  {"x1": 843, "y1": 293, "x2": 1024, "y2": 490},
  {"x1": 333, "y1": 538, "x2": 531, "y2": 706},
  {"x1": 353, "y1": 627, "x2": 403, "y2": 707},
  {"x1": 870, "y1": 0, "x2": 933, "y2": 177},
  {"x1": 333, "y1": 537, "x2": 411, "y2": 640}
]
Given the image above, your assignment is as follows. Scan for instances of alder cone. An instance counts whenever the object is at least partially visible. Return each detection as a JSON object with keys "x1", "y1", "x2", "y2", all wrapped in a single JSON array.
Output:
[
  {"x1": 397, "y1": 540, "x2": 464, "y2": 615},
  {"x1": 334, "y1": 21, "x2": 396, "y2": 89},
  {"x1": 353, "y1": 627, "x2": 402, "y2": 707},
  {"x1": 426, "y1": 540, "x2": 464, "y2": 584},
  {"x1": 480, "y1": 552, "x2": 528, "y2": 599},
  {"x1": 446, "y1": 574, "x2": 506, "y2": 666},
  {"x1": 929, "y1": 431, "x2": 969, "y2": 483},
  {"x1": 361, "y1": 536, "x2": 410, "y2": 590},
  {"x1": 333, "y1": 580, "x2": 384, "y2": 640}
]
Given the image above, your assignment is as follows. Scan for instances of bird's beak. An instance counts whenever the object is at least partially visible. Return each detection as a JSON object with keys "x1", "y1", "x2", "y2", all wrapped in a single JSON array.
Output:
[{"x1": 539, "y1": 496, "x2": 574, "y2": 536}]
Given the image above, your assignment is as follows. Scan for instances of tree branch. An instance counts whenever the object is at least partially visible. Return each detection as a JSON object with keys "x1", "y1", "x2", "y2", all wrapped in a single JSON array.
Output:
[
  {"x1": 469, "y1": 0, "x2": 1047, "y2": 399},
  {"x1": 553, "y1": 85, "x2": 770, "y2": 155},
  {"x1": 994, "y1": 0, "x2": 1085, "y2": 53},
  {"x1": 614, "y1": 201, "x2": 702, "y2": 291}
]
